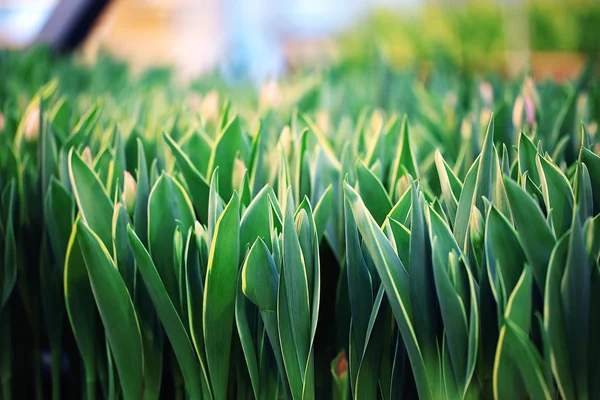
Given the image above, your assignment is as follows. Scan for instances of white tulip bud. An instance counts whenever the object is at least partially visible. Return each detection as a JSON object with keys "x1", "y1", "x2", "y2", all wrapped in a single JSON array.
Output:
[{"x1": 122, "y1": 171, "x2": 137, "y2": 214}]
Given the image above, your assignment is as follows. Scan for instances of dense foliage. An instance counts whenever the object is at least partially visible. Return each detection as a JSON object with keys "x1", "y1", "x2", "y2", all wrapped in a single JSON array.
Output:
[
  {"x1": 341, "y1": 2, "x2": 600, "y2": 71},
  {"x1": 1, "y1": 48, "x2": 600, "y2": 399}
]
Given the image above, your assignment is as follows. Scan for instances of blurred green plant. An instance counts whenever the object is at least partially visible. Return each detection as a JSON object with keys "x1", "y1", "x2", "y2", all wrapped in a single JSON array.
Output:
[{"x1": 0, "y1": 45, "x2": 599, "y2": 400}]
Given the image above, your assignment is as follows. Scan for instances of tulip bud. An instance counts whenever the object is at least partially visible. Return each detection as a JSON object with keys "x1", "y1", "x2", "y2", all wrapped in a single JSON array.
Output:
[
  {"x1": 332, "y1": 350, "x2": 348, "y2": 400},
  {"x1": 523, "y1": 76, "x2": 540, "y2": 105},
  {"x1": 259, "y1": 80, "x2": 282, "y2": 110},
  {"x1": 334, "y1": 351, "x2": 348, "y2": 378},
  {"x1": 122, "y1": 171, "x2": 137, "y2": 214},
  {"x1": 81, "y1": 147, "x2": 93, "y2": 167},
  {"x1": 186, "y1": 92, "x2": 202, "y2": 110},
  {"x1": 587, "y1": 122, "x2": 597, "y2": 137},
  {"x1": 23, "y1": 106, "x2": 40, "y2": 142},
  {"x1": 0, "y1": 111, "x2": 5, "y2": 134},
  {"x1": 512, "y1": 95, "x2": 524, "y2": 130},
  {"x1": 480, "y1": 81, "x2": 494, "y2": 106},
  {"x1": 524, "y1": 94, "x2": 535, "y2": 128},
  {"x1": 201, "y1": 90, "x2": 220, "y2": 124}
]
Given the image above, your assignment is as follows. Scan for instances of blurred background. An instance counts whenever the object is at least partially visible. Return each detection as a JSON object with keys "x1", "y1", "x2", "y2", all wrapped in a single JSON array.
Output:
[{"x1": 1, "y1": 0, "x2": 599, "y2": 82}]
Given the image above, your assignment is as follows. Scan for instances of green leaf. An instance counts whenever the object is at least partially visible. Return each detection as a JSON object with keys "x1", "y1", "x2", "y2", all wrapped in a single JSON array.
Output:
[
  {"x1": 536, "y1": 154, "x2": 574, "y2": 237},
  {"x1": 354, "y1": 286, "x2": 387, "y2": 400},
  {"x1": 164, "y1": 131, "x2": 211, "y2": 222},
  {"x1": 431, "y1": 244, "x2": 468, "y2": 390},
  {"x1": 544, "y1": 233, "x2": 574, "y2": 400},
  {"x1": 0, "y1": 182, "x2": 16, "y2": 311},
  {"x1": 583, "y1": 214, "x2": 600, "y2": 263},
  {"x1": 207, "y1": 167, "x2": 224, "y2": 244},
  {"x1": 45, "y1": 178, "x2": 74, "y2": 269},
  {"x1": 64, "y1": 102, "x2": 101, "y2": 149},
  {"x1": 185, "y1": 223, "x2": 206, "y2": 363},
  {"x1": 132, "y1": 142, "x2": 163, "y2": 400},
  {"x1": 344, "y1": 183, "x2": 432, "y2": 400},
  {"x1": 560, "y1": 209, "x2": 590, "y2": 399},
  {"x1": 503, "y1": 320, "x2": 551, "y2": 400},
  {"x1": 504, "y1": 177, "x2": 555, "y2": 291},
  {"x1": 278, "y1": 190, "x2": 311, "y2": 399},
  {"x1": 296, "y1": 207, "x2": 314, "y2": 294},
  {"x1": 579, "y1": 147, "x2": 600, "y2": 214},
  {"x1": 409, "y1": 183, "x2": 436, "y2": 358},
  {"x1": 388, "y1": 115, "x2": 418, "y2": 193},
  {"x1": 472, "y1": 114, "x2": 495, "y2": 215},
  {"x1": 241, "y1": 238, "x2": 288, "y2": 397},
  {"x1": 493, "y1": 267, "x2": 534, "y2": 400},
  {"x1": 356, "y1": 161, "x2": 392, "y2": 226},
  {"x1": 454, "y1": 157, "x2": 480, "y2": 250},
  {"x1": 203, "y1": 192, "x2": 240, "y2": 400},
  {"x1": 302, "y1": 113, "x2": 342, "y2": 170},
  {"x1": 435, "y1": 150, "x2": 462, "y2": 223},
  {"x1": 242, "y1": 238, "x2": 279, "y2": 312},
  {"x1": 208, "y1": 116, "x2": 249, "y2": 199},
  {"x1": 344, "y1": 198, "x2": 373, "y2": 357},
  {"x1": 574, "y1": 162, "x2": 593, "y2": 222},
  {"x1": 147, "y1": 174, "x2": 195, "y2": 314},
  {"x1": 112, "y1": 203, "x2": 135, "y2": 294},
  {"x1": 181, "y1": 129, "x2": 213, "y2": 178},
  {"x1": 485, "y1": 206, "x2": 526, "y2": 307},
  {"x1": 68, "y1": 148, "x2": 113, "y2": 248},
  {"x1": 588, "y1": 265, "x2": 600, "y2": 400},
  {"x1": 127, "y1": 226, "x2": 208, "y2": 399},
  {"x1": 40, "y1": 117, "x2": 58, "y2": 202},
  {"x1": 64, "y1": 217, "x2": 98, "y2": 384},
  {"x1": 240, "y1": 186, "x2": 274, "y2": 254},
  {"x1": 313, "y1": 184, "x2": 333, "y2": 242},
  {"x1": 518, "y1": 133, "x2": 540, "y2": 185},
  {"x1": 235, "y1": 269, "x2": 260, "y2": 399},
  {"x1": 387, "y1": 185, "x2": 412, "y2": 227},
  {"x1": 491, "y1": 147, "x2": 512, "y2": 223},
  {"x1": 76, "y1": 220, "x2": 143, "y2": 400}
]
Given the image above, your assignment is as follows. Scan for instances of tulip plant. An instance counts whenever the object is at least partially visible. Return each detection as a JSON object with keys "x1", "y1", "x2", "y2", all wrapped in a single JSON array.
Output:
[{"x1": 0, "y1": 48, "x2": 599, "y2": 400}]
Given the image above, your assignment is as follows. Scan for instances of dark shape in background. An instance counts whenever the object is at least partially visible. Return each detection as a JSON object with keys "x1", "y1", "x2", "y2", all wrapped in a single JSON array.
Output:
[{"x1": 35, "y1": 0, "x2": 112, "y2": 52}]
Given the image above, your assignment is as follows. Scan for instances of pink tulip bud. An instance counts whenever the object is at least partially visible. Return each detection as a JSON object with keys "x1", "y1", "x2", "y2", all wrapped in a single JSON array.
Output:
[
  {"x1": 480, "y1": 82, "x2": 494, "y2": 105},
  {"x1": 201, "y1": 90, "x2": 220, "y2": 123},
  {"x1": 524, "y1": 94, "x2": 535, "y2": 127},
  {"x1": 186, "y1": 92, "x2": 202, "y2": 110},
  {"x1": 23, "y1": 106, "x2": 40, "y2": 141},
  {"x1": 335, "y1": 351, "x2": 348, "y2": 378},
  {"x1": 260, "y1": 80, "x2": 282, "y2": 110},
  {"x1": 0, "y1": 112, "x2": 4, "y2": 134},
  {"x1": 81, "y1": 147, "x2": 93, "y2": 167},
  {"x1": 524, "y1": 77, "x2": 540, "y2": 105}
]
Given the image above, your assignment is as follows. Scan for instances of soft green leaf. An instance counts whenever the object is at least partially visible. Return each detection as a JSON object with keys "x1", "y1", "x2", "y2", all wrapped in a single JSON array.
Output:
[
  {"x1": 504, "y1": 177, "x2": 555, "y2": 291},
  {"x1": 147, "y1": 174, "x2": 195, "y2": 313},
  {"x1": 537, "y1": 154, "x2": 574, "y2": 237},
  {"x1": 127, "y1": 226, "x2": 209, "y2": 399},
  {"x1": 68, "y1": 148, "x2": 113, "y2": 248},
  {"x1": 77, "y1": 220, "x2": 143, "y2": 400},
  {"x1": 203, "y1": 192, "x2": 240, "y2": 400},
  {"x1": 164, "y1": 131, "x2": 211, "y2": 222}
]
